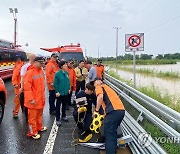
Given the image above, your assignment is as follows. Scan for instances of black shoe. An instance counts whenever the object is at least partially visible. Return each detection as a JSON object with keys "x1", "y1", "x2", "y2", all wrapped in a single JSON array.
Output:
[
  {"x1": 13, "y1": 114, "x2": 18, "y2": 119},
  {"x1": 61, "y1": 117, "x2": 68, "y2": 122},
  {"x1": 50, "y1": 111, "x2": 56, "y2": 115},
  {"x1": 66, "y1": 106, "x2": 69, "y2": 110},
  {"x1": 56, "y1": 121, "x2": 61, "y2": 127},
  {"x1": 78, "y1": 129, "x2": 83, "y2": 136}
]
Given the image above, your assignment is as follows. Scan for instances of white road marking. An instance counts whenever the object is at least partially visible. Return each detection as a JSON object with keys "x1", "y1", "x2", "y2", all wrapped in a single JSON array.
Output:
[{"x1": 43, "y1": 119, "x2": 59, "y2": 154}]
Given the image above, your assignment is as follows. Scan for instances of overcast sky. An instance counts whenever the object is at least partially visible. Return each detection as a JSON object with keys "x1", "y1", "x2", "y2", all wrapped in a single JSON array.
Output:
[{"x1": 0, "y1": 0, "x2": 180, "y2": 57}]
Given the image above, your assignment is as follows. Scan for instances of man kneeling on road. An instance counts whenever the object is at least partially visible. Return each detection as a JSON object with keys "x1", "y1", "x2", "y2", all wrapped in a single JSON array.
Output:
[
  {"x1": 73, "y1": 82, "x2": 97, "y2": 142},
  {"x1": 94, "y1": 77, "x2": 125, "y2": 154}
]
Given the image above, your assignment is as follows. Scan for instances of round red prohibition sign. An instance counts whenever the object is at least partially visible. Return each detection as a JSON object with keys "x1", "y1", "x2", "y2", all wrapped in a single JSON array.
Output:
[{"x1": 128, "y1": 35, "x2": 141, "y2": 47}]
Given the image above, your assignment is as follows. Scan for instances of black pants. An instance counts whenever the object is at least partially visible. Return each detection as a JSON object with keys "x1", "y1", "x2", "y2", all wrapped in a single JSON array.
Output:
[
  {"x1": 49, "y1": 90, "x2": 56, "y2": 112},
  {"x1": 75, "y1": 80, "x2": 85, "y2": 94},
  {"x1": 19, "y1": 92, "x2": 28, "y2": 121},
  {"x1": 67, "y1": 91, "x2": 73, "y2": 106},
  {"x1": 104, "y1": 110, "x2": 125, "y2": 154},
  {"x1": 73, "y1": 111, "x2": 92, "y2": 134},
  {"x1": 56, "y1": 95, "x2": 68, "y2": 121}
]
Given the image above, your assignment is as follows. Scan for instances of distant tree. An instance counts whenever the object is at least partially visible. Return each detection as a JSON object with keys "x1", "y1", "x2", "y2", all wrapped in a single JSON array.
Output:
[
  {"x1": 117, "y1": 55, "x2": 124, "y2": 60},
  {"x1": 124, "y1": 54, "x2": 133, "y2": 60},
  {"x1": 140, "y1": 54, "x2": 153, "y2": 60},
  {"x1": 172, "y1": 53, "x2": 180, "y2": 59},
  {"x1": 156, "y1": 54, "x2": 163, "y2": 59},
  {"x1": 136, "y1": 55, "x2": 140, "y2": 59},
  {"x1": 164, "y1": 54, "x2": 172, "y2": 59}
]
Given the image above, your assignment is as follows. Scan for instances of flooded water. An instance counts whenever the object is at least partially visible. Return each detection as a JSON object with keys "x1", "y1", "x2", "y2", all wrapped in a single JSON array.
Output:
[
  {"x1": 111, "y1": 68, "x2": 180, "y2": 99},
  {"x1": 123, "y1": 62, "x2": 180, "y2": 73}
]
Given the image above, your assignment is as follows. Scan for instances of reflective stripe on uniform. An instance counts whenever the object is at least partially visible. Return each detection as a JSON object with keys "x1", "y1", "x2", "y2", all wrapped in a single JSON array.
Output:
[{"x1": 32, "y1": 73, "x2": 44, "y2": 79}]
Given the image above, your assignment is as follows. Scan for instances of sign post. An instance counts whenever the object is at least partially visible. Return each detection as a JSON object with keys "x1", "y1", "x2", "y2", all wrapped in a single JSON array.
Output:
[
  {"x1": 125, "y1": 33, "x2": 144, "y2": 88},
  {"x1": 133, "y1": 51, "x2": 136, "y2": 88}
]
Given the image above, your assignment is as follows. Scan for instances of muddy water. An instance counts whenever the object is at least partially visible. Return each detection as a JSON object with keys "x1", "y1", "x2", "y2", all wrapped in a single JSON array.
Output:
[
  {"x1": 124, "y1": 62, "x2": 180, "y2": 73},
  {"x1": 111, "y1": 68, "x2": 180, "y2": 99}
]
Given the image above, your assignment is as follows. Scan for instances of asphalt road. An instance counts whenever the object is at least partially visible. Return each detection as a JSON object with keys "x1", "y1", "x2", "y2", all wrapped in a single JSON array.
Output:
[
  {"x1": 0, "y1": 79, "x2": 100, "y2": 154},
  {"x1": 0, "y1": 79, "x2": 132, "y2": 154}
]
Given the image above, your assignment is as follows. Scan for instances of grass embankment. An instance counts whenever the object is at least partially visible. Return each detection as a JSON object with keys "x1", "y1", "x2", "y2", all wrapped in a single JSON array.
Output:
[
  {"x1": 108, "y1": 70, "x2": 180, "y2": 153},
  {"x1": 138, "y1": 86, "x2": 180, "y2": 112},
  {"x1": 109, "y1": 65, "x2": 180, "y2": 79},
  {"x1": 142, "y1": 120, "x2": 180, "y2": 154},
  {"x1": 157, "y1": 71, "x2": 180, "y2": 79},
  {"x1": 104, "y1": 59, "x2": 177, "y2": 65},
  {"x1": 108, "y1": 70, "x2": 180, "y2": 112}
]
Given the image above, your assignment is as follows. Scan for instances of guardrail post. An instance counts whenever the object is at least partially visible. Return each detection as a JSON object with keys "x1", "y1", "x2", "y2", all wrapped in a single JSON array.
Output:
[
  {"x1": 169, "y1": 119, "x2": 177, "y2": 130},
  {"x1": 136, "y1": 111, "x2": 143, "y2": 123}
]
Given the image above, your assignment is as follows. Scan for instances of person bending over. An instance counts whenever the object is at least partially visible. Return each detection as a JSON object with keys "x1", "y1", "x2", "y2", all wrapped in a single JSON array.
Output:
[
  {"x1": 94, "y1": 77, "x2": 125, "y2": 154},
  {"x1": 73, "y1": 83, "x2": 96, "y2": 142}
]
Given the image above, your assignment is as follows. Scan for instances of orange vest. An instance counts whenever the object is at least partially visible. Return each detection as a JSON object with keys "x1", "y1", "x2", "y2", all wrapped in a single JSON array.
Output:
[
  {"x1": 94, "y1": 64, "x2": 104, "y2": 79},
  {"x1": 95, "y1": 84, "x2": 125, "y2": 114},
  {"x1": 66, "y1": 67, "x2": 76, "y2": 91},
  {"x1": 46, "y1": 60, "x2": 59, "y2": 90},
  {"x1": 24, "y1": 66, "x2": 45, "y2": 109}
]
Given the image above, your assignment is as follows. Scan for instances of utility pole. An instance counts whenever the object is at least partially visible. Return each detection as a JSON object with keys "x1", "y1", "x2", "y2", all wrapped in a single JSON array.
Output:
[
  {"x1": 82, "y1": 45, "x2": 87, "y2": 57},
  {"x1": 85, "y1": 47, "x2": 87, "y2": 57},
  {"x1": 113, "y1": 27, "x2": 121, "y2": 67},
  {"x1": 9, "y1": 8, "x2": 18, "y2": 47}
]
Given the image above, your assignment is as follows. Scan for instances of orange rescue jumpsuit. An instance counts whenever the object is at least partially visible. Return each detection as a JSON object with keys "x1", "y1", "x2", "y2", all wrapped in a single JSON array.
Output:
[
  {"x1": 46, "y1": 59, "x2": 59, "y2": 90},
  {"x1": 46, "y1": 60, "x2": 59, "y2": 113},
  {"x1": 94, "y1": 64, "x2": 105, "y2": 80},
  {"x1": 12, "y1": 61, "x2": 24, "y2": 116},
  {"x1": 24, "y1": 66, "x2": 45, "y2": 136},
  {"x1": 66, "y1": 67, "x2": 76, "y2": 106},
  {"x1": 66, "y1": 67, "x2": 76, "y2": 91}
]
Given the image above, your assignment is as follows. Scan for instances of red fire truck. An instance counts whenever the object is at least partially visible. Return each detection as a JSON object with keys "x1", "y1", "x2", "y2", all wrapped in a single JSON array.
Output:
[
  {"x1": 41, "y1": 43, "x2": 84, "y2": 61},
  {"x1": 0, "y1": 77, "x2": 6, "y2": 124},
  {"x1": 0, "y1": 38, "x2": 27, "y2": 79}
]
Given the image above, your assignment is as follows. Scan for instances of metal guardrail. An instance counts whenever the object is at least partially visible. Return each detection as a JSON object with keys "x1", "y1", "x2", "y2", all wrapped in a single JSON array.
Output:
[
  {"x1": 122, "y1": 112, "x2": 166, "y2": 154},
  {"x1": 104, "y1": 74, "x2": 180, "y2": 153},
  {"x1": 105, "y1": 73, "x2": 180, "y2": 132}
]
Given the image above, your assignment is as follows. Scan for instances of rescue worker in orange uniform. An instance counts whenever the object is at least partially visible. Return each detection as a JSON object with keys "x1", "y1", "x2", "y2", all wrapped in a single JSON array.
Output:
[
  {"x1": 66, "y1": 59, "x2": 76, "y2": 109},
  {"x1": 46, "y1": 53, "x2": 59, "y2": 114},
  {"x1": 19, "y1": 54, "x2": 36, "y2": 121},
  {"x1": 12, "y1": 56, "x2": 24, "y2": 118},
  {"x1": 94, "y1": 59, "x2": 105, "y2": 80},
  {"x1": 24, "y1": 57, "x2": 47, "y2": 139},
  {"x1": 94, "y1": 77, "x2": 125, "y2": 154},
  {"x1": 45, "y1": 56, "x2": 50, "y2": 65}
]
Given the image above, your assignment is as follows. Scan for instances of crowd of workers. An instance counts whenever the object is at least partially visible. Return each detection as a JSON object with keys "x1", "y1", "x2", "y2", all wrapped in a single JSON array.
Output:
[{"x1": 11, "y1": 53, "x2": 125, "y2": 154}]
